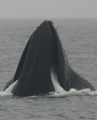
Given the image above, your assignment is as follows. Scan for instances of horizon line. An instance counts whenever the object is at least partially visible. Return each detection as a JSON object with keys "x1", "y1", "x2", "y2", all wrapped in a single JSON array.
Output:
[{"x1": 0, "y1": 17, "x2": 97, "y2": 20}]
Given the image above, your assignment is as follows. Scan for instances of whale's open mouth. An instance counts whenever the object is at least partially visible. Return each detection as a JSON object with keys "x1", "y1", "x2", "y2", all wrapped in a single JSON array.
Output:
[{"x1": 4, "y1": 20, "x2": 95, "y2": 97}]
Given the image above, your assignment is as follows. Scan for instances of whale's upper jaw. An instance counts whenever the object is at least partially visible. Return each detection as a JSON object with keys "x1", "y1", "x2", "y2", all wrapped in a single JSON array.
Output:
[{"x1": 10, "y1": 21, "x2": 56, "y2": 96}]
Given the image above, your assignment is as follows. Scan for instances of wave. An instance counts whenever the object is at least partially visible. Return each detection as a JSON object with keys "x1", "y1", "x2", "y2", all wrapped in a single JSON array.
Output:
[
  {"x1": 0, "y1": 88, "x2": 97, "y2": 97},
  {"x1": 49, "y1": 89, "x2": 97, "y2": 98},
  {"x1": 0, "y1": 77, "x2": 97, "y2": 97}
]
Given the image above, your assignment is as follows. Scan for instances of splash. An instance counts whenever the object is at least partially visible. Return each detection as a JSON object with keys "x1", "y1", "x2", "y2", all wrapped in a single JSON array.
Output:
[
  {"x1": 0, "y1": 78, "x2": 97, "y2": 97},
  {"x1": 49, "y1": 89, "x2": 97, "y2": 97},
  {"x1": 0, "y1": 88, "x2": 97, "y2": 97},
  {"x1": 0, "y1": 91, "x2": 12, "y2": 96}
]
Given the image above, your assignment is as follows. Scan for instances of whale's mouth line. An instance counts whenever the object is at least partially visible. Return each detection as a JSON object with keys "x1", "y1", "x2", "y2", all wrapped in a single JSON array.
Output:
[{"x1": 50, "y1": 69, "x2": 66, "y2": 95}]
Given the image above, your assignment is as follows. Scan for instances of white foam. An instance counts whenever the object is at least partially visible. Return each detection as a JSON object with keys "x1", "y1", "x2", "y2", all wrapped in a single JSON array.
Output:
[
  {"x1": 0, "y1": 78, "x2": 97, "y2": 97},
  {"x1": 0, "y1": 91, "x2": 12, "y2": 96},
  {"x1": 49, "y1": 89, "x2": 97, "y2": 97}
]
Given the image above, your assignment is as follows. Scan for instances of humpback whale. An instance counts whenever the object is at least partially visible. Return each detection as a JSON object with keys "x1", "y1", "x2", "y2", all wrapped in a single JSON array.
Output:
[{"x1": 4, "y1": 20, "x2": 95, "y2": 97}]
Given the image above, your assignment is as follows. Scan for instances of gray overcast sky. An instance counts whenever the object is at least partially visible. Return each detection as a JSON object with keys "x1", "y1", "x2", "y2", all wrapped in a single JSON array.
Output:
[{"x1": 0, "y1": 0, "x2": 97, "y2": 18}]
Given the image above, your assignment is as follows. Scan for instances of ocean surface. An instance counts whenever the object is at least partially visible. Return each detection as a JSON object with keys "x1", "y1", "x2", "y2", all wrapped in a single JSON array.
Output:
[{"x1": 0, "y1": 19, "x2": 97, "y2": 120}]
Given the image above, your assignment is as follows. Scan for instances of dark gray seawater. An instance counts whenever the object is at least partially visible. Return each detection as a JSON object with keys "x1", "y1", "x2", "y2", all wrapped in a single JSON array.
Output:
[{"x1": 0, "y1": 19, "x2": 97, "y2": 120}]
